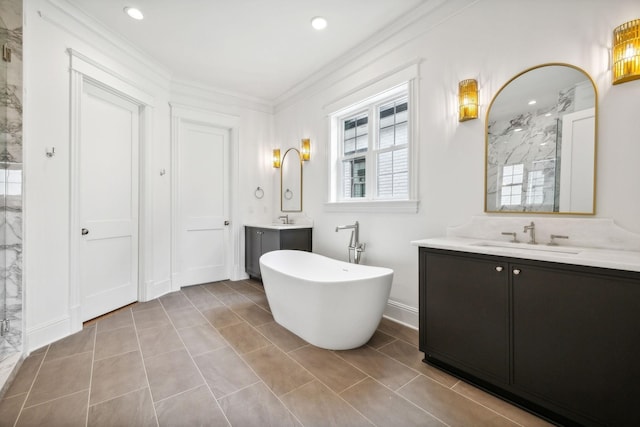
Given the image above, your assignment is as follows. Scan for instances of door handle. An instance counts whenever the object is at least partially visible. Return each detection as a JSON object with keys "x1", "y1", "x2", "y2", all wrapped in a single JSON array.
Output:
[{"x1": 81, "y1": 228, "x2": 89, "y2": 235}]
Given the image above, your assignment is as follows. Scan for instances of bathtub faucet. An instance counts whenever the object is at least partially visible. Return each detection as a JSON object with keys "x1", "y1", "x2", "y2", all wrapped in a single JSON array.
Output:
[{"x1": 335, "y1": 221, "x2": 366, "y2": 264}]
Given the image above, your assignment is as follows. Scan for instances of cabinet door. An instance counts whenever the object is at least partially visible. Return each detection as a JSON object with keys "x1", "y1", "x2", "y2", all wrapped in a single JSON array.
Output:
[
  {"x1": 422, "y1": 250, "x2": 509, "y2": 383},
  {"x1": 260, "y1": 229, "x2": 280, "y2": 255},
  {"x1": 280, "y1": 229, "x2": 312, "y2": 251},
  {"x1": 512, "y1": 264, "x2": 640, "y2": 426},
  {"x1": 245, "y1": 227, "x2": 263, "y2": 277}
]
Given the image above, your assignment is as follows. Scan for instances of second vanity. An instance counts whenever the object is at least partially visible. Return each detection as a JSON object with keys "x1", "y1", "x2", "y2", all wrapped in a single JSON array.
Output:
[
  {"x1": 244, "y1": 224, "x2": 312, "y2": 279},
  {"x1": 413, "y1": 218, "x2": 640, "y2": 427}
]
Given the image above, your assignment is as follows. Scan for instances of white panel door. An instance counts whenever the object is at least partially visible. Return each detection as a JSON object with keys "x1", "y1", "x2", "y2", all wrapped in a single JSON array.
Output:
[
  {"x1": 79, "y1": 82, "x2": 139, "y2": 321},
  {"x1": 179, "y1": 122, "x2": 230, "y2": 286}
]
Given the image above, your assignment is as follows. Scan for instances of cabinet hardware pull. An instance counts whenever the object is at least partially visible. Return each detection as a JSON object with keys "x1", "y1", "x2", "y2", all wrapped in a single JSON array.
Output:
[
  {"x1": 513, "y1": 269, "x2": 521, "y2": 275},
  {"x1": 495, "y1": 266, "x2": 503, "y2": 272}
]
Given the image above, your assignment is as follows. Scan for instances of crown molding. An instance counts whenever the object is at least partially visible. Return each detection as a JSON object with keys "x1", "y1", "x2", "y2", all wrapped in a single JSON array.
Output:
[
  {"x1": 171, "y1": 78, "x2": 274, "y2": 115},
  {"x1": 273, "y1": 0, "x2": 479, "y2": 112},
  {"x1": 40, "y1": 0, "x2": 172, "y2": 90}
]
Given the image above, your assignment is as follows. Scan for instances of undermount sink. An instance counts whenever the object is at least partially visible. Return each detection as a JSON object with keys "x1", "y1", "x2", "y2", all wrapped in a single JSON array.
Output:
[{"x1": 471, "y1": 241, "x2": 582, "y2": 255}]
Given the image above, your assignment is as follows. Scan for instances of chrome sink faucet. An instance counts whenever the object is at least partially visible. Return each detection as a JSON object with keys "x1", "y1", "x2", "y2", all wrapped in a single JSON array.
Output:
[
  {"x1": 278, "y1": 214, "x2": 289, "y2": 224},
  {"x1": 335, "y1": 221, "x2": 365, "y2": 264},
  {"x1": 523, "y1": 221, "x2": 536, "y2": 244}
]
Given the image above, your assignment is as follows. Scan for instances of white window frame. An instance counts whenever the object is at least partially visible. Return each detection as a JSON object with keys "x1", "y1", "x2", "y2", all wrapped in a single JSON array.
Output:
[{"x1": 325, "y1": 63, "x2": 419, "y2": 213}]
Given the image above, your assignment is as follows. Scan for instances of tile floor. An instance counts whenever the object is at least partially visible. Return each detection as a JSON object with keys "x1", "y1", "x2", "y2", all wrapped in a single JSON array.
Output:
[{"x1": 0, "y1": 280, "x2": 553, "y2": 427}]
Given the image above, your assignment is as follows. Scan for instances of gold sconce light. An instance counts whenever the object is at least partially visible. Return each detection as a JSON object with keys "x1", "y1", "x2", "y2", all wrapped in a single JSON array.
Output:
[
  {"x1": 301, "y1": 138, "x2": 311, "y2": 161},
  {"x1": 458, "y1": 79, "x2": 478, "y2": 122},
  {"x1": 273, "y1": 139, "x2": 310, "y2": 168},
  {"x1": 613, "y1": 19, "x2": 640, "y2": 85}
]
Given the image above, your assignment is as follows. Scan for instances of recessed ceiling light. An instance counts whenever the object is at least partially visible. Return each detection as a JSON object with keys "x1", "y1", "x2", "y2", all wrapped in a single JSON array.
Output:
[
  {"x1": 514, "y1": 128, "x2": 523, "y2": 132},
  {"x1": 311, "y1": 16, "x2": 327, "y2": 30},
  {"x1": 528, "y1": 100, "x2": 537, "y2": 105},
  {"x1": 124, "y1": 7, "x2": 144, "y2": 20}
]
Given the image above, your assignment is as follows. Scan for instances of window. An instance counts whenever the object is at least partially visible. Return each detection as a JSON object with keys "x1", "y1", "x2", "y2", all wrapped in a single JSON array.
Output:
[
  {"x1": 500, "y1": 164, "x2": 523, "y2": 206},
  {"x1": 328, "y1": 81, "x2": 416, "y2": 212}
]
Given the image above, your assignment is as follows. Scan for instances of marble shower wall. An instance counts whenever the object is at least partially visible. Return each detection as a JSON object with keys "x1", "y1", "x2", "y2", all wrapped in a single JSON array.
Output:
[
  {"x1": 0, "y1": 0, "x2": 23, "y2": 391},
  {"x1": 486, "y1": 84, "x2": 585, "y2": 212}
]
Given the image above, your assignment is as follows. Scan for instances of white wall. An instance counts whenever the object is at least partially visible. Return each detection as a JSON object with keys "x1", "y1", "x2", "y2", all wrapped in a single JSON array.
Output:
[
  {"x1": 23, "y1": 0, "x2": 275, "y2": 350},
  {"x1": 273, "y1": 0, "x2": 640, "y2": 326}
]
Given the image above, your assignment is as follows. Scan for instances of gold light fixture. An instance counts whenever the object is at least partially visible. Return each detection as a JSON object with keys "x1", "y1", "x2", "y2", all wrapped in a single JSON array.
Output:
[
  {"x1": 458, "y1": 79, "x2": 478, "y2": 122},
  {"x1": 613, "y1": 19, "x2": 640, "y2": 84},
  {"x1": 272, "y1": 149, "x2": 281, "y2": 168},
  {"x1": 301, "y1": 138, "x2": 311, "y2": 161}
]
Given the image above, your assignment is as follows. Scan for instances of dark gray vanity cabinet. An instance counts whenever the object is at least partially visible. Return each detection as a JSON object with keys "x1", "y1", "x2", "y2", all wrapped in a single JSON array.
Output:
[
  {"x1": 419, "y1": 247, "x2": 640, "y2": 427},
  {"x1": 421, "y1": 250, "x2": 509, "y2": 384},
  {"x1": 245, "y1": 226, "x2": 312, "y2": 279}
]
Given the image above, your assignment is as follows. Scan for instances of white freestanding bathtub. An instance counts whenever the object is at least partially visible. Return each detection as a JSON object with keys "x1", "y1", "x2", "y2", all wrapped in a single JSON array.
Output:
[{"x1": 259, "y1": 250, "x2": 393, "y2": 350}]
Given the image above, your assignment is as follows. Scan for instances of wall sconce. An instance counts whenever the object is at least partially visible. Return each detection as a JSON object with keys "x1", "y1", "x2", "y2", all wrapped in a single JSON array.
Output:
[
  {"x1": 272, "y1": 148, "x2": 281, "y2": 168},
  {"x1": 458, "y1": 79, "x2": 478, "y2": 122},
  {"x1": 301, "y1": 138, "x2": 311, "y2": 161},
  {"x1": 613, "y1": 19, "x2": 640, "y2": 85}
]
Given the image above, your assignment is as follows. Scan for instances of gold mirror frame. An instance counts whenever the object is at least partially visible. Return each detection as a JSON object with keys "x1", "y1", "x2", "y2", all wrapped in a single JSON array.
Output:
[
  {"x1": 280, "y1": 148, "x2": 303, "y2": 212},
  {"x1": 484, "y1": 63, "x2": 598, "y2": 215}
]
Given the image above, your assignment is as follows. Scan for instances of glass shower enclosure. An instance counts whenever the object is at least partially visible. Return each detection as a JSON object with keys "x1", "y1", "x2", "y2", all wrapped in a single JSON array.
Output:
[{"x1": 0, "y1": 0, "x2": 23, "y2": 394}]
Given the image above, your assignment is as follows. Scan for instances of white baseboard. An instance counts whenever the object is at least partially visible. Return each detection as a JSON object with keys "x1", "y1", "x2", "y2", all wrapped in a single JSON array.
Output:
[
  {"x1": 145, "y1": 278, "x2": 172, "y2": 301},
  {"x1": 230, "y1": 265, "x2": 249, "y2": 281},
  {"x1": 383, "y1": 299, "x2": 418, "y2": 329},
  {"x1": 26, "y1": 315, "x2": 73, "y2": 353}
]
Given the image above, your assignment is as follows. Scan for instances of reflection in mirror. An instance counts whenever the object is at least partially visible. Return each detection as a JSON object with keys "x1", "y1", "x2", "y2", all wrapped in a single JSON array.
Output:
[
  {"x1": 281, "y1": 148, "x2": 302, "y2": 212},
  {"x1": 485, "y1": 64, "x2": 597, "y2": 214}
]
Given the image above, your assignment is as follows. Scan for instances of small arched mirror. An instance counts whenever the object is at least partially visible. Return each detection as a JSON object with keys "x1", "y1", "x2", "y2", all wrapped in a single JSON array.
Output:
[
  {"x1": 485, "y1": 64, "x2": 597, "y2": 214},
  {"x1": 281, "y1": 148, "x2": 302, "y2": 212}
]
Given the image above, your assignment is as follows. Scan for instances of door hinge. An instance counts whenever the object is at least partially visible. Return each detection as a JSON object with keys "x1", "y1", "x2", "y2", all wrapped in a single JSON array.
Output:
[
  {"x1": 2, "y1": 43, "x2": 12, "y2": 62},
  {"x1": 0, "y1": 319, "x2": 9, "y2": 336}
]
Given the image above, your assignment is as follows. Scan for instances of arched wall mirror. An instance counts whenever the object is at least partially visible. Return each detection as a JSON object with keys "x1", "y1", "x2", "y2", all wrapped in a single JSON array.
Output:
[
  {"x1": 281, "y1": 148, "x2": 303, "y2": 212},
  {"x1": 485, "y1": 63, "x2": 597, "y2": 214}
]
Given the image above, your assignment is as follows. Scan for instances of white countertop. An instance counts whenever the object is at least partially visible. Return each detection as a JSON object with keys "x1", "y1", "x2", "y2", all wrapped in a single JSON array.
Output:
[
  {"x1": 244, "y1": 223, "x2": 312, "y2": 230},
  {"x1": 412, "y1": 237, "x2": 640, "y2": 273}
]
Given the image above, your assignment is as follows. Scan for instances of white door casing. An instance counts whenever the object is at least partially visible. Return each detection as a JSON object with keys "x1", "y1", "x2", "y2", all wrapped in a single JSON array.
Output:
[
  {"x1": 78, "y1": 81, "x2": 140, "y2": 321},
  {"x1": 68, "y1": 50, "x2": 155, "y2": 332},
  {"x1": 170, "y1": 104, "x2": 243, "y2": 290},
  {"x1": 179, "y1": 122, "x2": 230, "y2": 286}
]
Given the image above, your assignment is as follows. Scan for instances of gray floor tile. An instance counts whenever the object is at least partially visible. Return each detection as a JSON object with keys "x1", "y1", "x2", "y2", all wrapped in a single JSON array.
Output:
[
  {"x1": 96, "y1": 310, "x2": 134, "y2": 334},
  {"x1": 137, "y1": 325, "x2": 184, "y2": 359},
  {"x1": 398, "y1": 375, "x2": 520, "y2": 426},
  {"x1": 242, "y1": 345, "x2": 313, "y2": 396},
  {"x1": 155, "y1": 385, "x2": 229, "y2": 427},
  {"x1": 218, "y1": 382, "x2": 300, "y2": 426},
  {"x1": 45, "y1": 327, "x2": 95, "y2": 362},
  {"x1": 217, "y1": 322, "x2": 271, "y2": 354},
  {"x1": 281, "y1": 380, "x2": 373, "y2": 427},
  {"x1": 90, "y1": 351, "x2": 147, "y2": 405},
  {"x1": 178, "y1": 323, "x2": 227, "y2": 357},
  {"x1": 0, "y1": 392, "x2": 27, "y2": 427},
  {"x1": 4, "y1": 352, "x2": 45, "y2": 398},
  {"x1": 17, "y1": 390, "x2": 88, "y2": 427},
  {"x1": 94, "y1": 326, "x2": 139, "y2": 361},
  {"x1": 25, "y1": 352, "x2": 92, "y2": 407},
  {"x1": 341, "y1": 377, "x2": 444, "y2": 427},
  {"x1": 88, "y1": 387, "x2": 156, "y2": 427},
  {"x1": 145, "y1": 349, "x2": 203, "y2": 402},
  {"x1": 193, "y1": 347, "x2": 259, "y2": 398}
]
